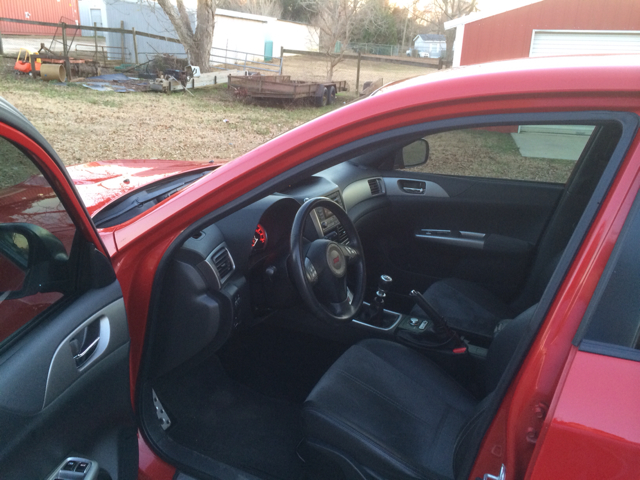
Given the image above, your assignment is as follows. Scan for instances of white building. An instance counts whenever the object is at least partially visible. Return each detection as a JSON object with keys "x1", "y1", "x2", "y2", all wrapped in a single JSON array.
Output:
[
  {"x1": 77, "y1": 0, "x2": 318, "y2": 65},
  {"x1": 413, "y1": 34, "x2": 446, "y2": 58}
]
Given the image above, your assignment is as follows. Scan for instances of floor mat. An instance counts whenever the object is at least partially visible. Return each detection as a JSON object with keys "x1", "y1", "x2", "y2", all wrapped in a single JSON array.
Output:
[
  {"x1": 154, "y1": 357, "x2": 305, "y2": 480},
  {"x1": 219, "y1": 323, "x2": 349, "y2": 404}
]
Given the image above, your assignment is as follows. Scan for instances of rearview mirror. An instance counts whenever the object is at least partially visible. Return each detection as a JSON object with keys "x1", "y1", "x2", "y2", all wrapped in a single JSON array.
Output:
[
  {"x1": 0, "y1": 223, "x2": 69, "y2": 300},
  {"x1": 395, "y1": 139, "x2": 429, "y2": 169}
]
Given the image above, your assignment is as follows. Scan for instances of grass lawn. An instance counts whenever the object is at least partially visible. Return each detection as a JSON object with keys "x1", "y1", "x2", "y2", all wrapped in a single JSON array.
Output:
[
  {"x1": 0, "y1": 54, "x2": 435, "y2": 168},
  {"x1": 410, "y1": 129, "x2": 575, "y2": 183},
  {"x1": 0, "y1": 70, "x2": 347, "y2": 166},
  {"x1": 1, "y1": 58, "x2": 572, "y2": 185}
]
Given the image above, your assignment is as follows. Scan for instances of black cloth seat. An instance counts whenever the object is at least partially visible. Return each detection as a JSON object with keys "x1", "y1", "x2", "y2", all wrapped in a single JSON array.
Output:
[
  {"x1": 302, "y1": 306, "x2": 535, "y2": 480},
  {"x1": 303, "y1": 340, "x2": 477, "y2": 479},
  {"x1": 413, "y1": 249, "x2": 563, "y2": 339},
  {"x1": 414, "y1": 278, "x2": 518, "y2": 338}
]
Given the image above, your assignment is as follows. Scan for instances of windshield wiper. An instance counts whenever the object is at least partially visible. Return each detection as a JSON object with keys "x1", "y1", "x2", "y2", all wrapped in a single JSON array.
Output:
[{"x1": 93, "y1": 169, "x2": 212, "y2": 228}]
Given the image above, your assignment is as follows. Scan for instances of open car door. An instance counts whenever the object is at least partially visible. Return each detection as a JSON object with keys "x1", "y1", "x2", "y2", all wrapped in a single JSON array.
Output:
[{"x1": 0, "y1": 100, "x2": 138, "y2": 480}]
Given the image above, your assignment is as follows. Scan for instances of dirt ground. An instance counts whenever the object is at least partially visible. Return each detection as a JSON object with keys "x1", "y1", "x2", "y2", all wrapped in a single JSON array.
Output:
[{"x1": 282, "y1": 55, "x2": 436, "y2": 92}]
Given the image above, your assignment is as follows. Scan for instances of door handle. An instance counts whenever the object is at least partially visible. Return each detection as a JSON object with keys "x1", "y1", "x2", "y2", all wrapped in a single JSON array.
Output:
[
  {"x1": 415, "y1": 229, "x2": 486, "y2": 249},
  {"x1": 73, "y1": 336, "x2": 100, "y2": 367},
  {"x1": 398, "y1": 179, "x2": 426, "y2": 194},
  {"x1": 69, "y1": 320, "x2": 101, "y2": 368}
]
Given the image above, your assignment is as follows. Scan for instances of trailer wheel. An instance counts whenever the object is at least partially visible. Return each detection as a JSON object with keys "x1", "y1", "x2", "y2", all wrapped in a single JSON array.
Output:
[
  {"x1": 327, "y1": 86, "x2": 337, "y2": 105},
  {"x1": 315, "y1": 87, "x2": 328, "y2": 107}
]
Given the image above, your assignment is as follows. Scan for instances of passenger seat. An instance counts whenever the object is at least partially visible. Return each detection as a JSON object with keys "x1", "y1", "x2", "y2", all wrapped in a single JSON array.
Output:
[{"x1": 413, "y1": 125, "x2": 619, "y2": 339}]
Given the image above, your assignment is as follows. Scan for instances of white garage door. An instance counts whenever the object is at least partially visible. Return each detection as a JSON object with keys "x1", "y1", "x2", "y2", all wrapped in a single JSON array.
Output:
[{"x1": 530, "y1": 30, "x2": 640, "y2": 57}]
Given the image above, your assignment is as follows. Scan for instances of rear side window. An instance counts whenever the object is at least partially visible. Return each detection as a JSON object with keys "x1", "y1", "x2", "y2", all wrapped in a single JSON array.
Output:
[
  {"x1": 0, "y1": 137, "x2": 77, "y2": 343},
  {"x1": 578, "y1": 190, "x2": 640, "y2": 358},
  {"x1": 400, "y1": 124, "x2": 595, "y2": 183}
]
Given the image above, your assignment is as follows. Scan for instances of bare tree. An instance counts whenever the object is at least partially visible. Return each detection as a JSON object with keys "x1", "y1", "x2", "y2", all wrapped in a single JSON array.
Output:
[
  {"x1": 401, "y1": 0, "x2": 425, "y2": 54},
  {"x1": 414, "y1": 0, "x2": 476, "y2": 61},
  {"x1": 304, "y1": 0, "x2": 361, "y2": 81},
  {"x1": 218, "y1": 0, "x2": 283, "y2": 18},
  {"x1": 157, "y1": 0, "x2": 216, "y2": 72}
]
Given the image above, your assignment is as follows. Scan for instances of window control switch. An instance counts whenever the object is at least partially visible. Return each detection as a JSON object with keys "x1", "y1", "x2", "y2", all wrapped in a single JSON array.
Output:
[
  {"x1": 62, "y1": 460, "x2": 78, "y2": 471},
  {"x1": 47, "y1": 457, "x2": 98, "y2": 480}
]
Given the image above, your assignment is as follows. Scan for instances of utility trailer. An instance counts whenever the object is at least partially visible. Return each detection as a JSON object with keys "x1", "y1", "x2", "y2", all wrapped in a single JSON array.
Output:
[{"x1": 228, "y1": 75, "x2": 349, "y2": 107}]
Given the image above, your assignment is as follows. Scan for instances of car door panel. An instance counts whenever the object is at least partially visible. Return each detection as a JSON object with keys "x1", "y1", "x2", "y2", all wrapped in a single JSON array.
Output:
[
  {"x1": 0, "y1": 104, "x2": 138, "y2": 480},
  {"x1": 359, "y1": 174, "x2": 563, "y2": 299},
  {"x1": 0, "y1": 280, "x2": 137, "y2": 480},
  {"x1": 529, "y1": 350, "x2": 640, "y2": 479}
]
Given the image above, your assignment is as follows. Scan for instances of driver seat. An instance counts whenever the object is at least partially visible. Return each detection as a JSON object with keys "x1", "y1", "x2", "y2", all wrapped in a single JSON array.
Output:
[{"x1": 301, "y1": 305, "x2": 536, "y2": 479}]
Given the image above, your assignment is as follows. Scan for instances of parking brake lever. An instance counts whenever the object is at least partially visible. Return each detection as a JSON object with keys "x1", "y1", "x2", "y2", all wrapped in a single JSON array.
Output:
[{"x1": 410, "y1": 290, "x2": 463, "y2": 348}]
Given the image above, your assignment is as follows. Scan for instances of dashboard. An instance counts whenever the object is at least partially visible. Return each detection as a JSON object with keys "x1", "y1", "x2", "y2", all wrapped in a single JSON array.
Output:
[{"x1": 148, "y1": 160, "x2": 426, "y2": 377}]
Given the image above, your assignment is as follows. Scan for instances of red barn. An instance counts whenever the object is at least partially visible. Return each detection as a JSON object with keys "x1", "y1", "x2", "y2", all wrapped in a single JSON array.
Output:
[
  {"x1": 445, "y1": 0, "x2": 640, "y2": 67},
  {"x1": 0, "y1": 0, "x2": 80, "y2": 35}
]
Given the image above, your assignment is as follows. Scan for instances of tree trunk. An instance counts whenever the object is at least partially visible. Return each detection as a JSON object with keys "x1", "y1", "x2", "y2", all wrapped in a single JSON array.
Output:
[
  {"x1": 190, "y1": 42, "x2": 213, "y2": 72},
  {"x1": 445, "y1": 28, "x2": 455, "y2": 63},
  {"x1": 157, "y1": 0, "x2": 215, "y2": 73},
  {"x1": 327, "y1": 56, "x2": 336, "y2": 81}
]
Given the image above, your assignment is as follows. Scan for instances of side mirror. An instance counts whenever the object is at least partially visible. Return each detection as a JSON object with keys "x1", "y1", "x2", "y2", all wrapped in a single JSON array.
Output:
[
  {"x1": 395, "y1": 139, "x2": 429, "y2": 169},
  {"x1": 0, "y1": 223, "x2": 69, "y2": 300}
]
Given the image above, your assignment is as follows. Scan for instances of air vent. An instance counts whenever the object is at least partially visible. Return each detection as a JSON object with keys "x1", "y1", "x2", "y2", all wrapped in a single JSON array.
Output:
[
  {"x1": 336, "y1": 224, "x2": 350, "y2": 245},
  {"x1": 212, "y1": 247, "x2": 234, "y2": 282},
  {"x1": 368, "y1": 178, "x2": 383, "y2": 196},
  {"x1": 327, "y1": 191, "x2": 345, "y2": 208}
]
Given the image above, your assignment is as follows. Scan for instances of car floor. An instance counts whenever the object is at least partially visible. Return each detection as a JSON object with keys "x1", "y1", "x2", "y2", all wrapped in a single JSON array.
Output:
[{"x1": 152, "y1": 322, "x2": 349, "y2": 480}]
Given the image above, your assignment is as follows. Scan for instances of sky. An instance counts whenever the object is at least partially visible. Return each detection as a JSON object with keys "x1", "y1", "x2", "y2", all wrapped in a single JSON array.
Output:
[
  {"x1": 390, "y1": 0, "x2": 518, "y2": 13},
  {"x1": 476, "y1": 0, "x2": 517, "y2": 10}
]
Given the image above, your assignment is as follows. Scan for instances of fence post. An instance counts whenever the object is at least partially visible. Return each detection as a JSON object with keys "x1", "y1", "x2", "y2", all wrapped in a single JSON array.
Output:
[
  {"x1": 0, "y1": 25, "x2": 4, "y2": 55},
  {"x1": 94, "y1": 22, "x2": 98, "y2": 61},
  {"x1": 280, "y1": 46, "x2": 284, "y2": 75},
  {"x1": 132, "y1": 27, "x2": 139, "y2": 64},
  {"x1": 120, "y1": 21, "x2": 125, "y2": 64},
  {"x1": 355, "y1": 52, "x2": 361, "y2": 96},
  {"x1": 61, "y1": 23, "x2": 71, "y2": 80}
]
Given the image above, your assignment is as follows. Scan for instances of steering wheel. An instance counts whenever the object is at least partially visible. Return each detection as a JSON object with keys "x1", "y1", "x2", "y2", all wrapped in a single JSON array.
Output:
[{"x1": 290, "y1": 197, "x2": 366, "y2": 323}]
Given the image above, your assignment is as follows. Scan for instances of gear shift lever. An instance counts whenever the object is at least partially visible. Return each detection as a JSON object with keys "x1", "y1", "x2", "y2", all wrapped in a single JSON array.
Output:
[
  {"x1": 410, "y1": 290, "x2": 462, "y2": 346},
  {"x1": 368, "y1": 275, "x2": 392, "y2": 326}
]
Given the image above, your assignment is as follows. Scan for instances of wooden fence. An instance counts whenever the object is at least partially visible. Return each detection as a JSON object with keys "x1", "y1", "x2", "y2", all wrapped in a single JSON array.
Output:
[
  {"x1": 281, "y1": 48, "x2": 440, "y2": 95},
  {"x1": 0, "y1": 17, "x2": 281, "y2": 78},
  {"x1": 0, "y1": 17, "x2": 182, "y2": 76}
]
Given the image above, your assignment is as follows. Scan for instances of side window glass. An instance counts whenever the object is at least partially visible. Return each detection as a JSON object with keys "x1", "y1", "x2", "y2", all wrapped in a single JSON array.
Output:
[
  {"x1": 399, "y1": 124, "x2": 595, "y2": 183},
  {"x1": 0, "y1": 137, "x2": 77, "y2": 343},
  {"x1": 579, "y1": 192, "x2": 640, "y2": 354}
]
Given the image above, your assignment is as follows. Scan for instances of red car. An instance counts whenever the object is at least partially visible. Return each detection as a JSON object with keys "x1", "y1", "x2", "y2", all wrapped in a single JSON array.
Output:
[{"x1": 1, "y1": 55, "x2": 639, "y2": 480}]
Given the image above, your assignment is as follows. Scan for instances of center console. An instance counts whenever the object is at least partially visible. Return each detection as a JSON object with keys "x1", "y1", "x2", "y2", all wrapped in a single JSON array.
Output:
[{"x1": 352, "y1": 275, "x2": 488, "y2": 360}]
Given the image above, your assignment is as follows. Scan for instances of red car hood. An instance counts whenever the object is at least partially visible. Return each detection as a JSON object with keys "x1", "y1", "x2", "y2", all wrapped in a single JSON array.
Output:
[
  {"x1": 68, "y1": 159, "x2": 217, "y2": 216},
  {"x1": 0, "y1": 159, "x2": 218, "y2": 255}
]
